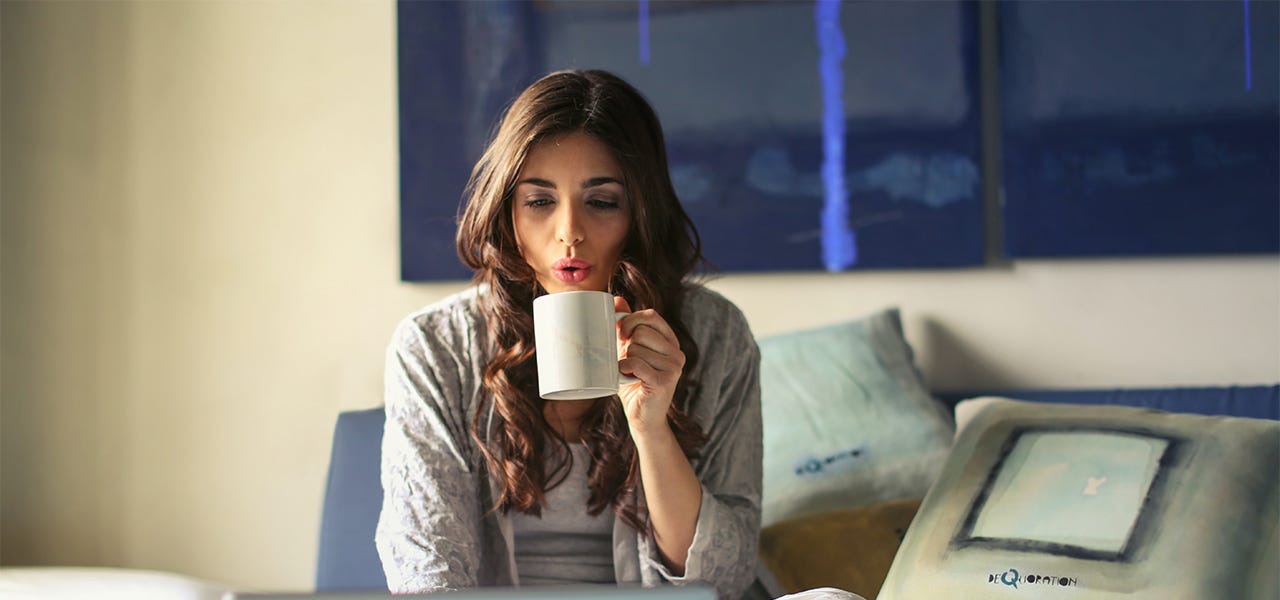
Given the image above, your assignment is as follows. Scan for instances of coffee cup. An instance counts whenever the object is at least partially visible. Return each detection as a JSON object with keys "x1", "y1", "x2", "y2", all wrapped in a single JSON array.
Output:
[{"x1": 533, "y1": 290, "x2": 638, "y2": 400}]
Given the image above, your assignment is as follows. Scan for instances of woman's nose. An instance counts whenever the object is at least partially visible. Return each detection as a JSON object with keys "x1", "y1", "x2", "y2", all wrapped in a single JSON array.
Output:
[{"x1": 555, "y1": 203, "x2": 584, "y2": 246}]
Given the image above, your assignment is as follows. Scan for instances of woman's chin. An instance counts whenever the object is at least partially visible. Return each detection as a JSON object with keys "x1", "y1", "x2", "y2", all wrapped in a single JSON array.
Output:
[{"x1": 539, "y1": 279, "x2": 609, "y2": 295}]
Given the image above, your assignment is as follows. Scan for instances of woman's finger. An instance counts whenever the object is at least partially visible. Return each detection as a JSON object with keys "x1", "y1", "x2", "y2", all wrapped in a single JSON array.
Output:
[
  {"x1": 619, "y1": 309, "x2": 679, "y2": 347},
  {"x1": 621, "y1": 343, "x2": 684, "y2": 375},
  {"x1": 625, "y1": 326, "x2": 683, "y2": 361},
  {"x1": 613, "y1": 296, "x2": 632, "y2": 315},
  {"x1": 618, "y1": 355, "x2": 678, "y2": 386}
]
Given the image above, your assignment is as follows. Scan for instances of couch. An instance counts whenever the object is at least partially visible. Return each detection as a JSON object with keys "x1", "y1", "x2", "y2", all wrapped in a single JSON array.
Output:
[{"x1": 317, "y1": 309, "x2": 1279, "y2": 598}]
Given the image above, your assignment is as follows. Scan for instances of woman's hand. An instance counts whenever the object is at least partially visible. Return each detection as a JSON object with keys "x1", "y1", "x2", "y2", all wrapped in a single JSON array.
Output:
[
  {"x1": 613, "y1": 296, "x2": 684, "y2": 439},
  {"x1": 613, "y1": 296, "x2": 701, "y2": 576}
]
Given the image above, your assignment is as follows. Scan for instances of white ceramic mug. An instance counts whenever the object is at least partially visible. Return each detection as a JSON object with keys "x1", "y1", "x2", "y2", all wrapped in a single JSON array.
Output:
[{"x1": 533, "y1": 290, "x2": 638, "y2": 400}]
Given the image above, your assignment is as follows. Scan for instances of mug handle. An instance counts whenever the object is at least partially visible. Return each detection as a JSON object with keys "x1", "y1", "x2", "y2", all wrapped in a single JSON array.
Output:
[{"x1": 614, "y1": 312, "x2": 641, "y2": 386}]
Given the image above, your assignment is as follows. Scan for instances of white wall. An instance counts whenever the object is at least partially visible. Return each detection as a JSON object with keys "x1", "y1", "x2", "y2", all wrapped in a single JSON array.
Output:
[
  {"x1": 1, "y1": 0, "x2": 1276, "y2": 592},
  {"x1": 710, "y1": 258, "x2": 1280, "y2": 390}
]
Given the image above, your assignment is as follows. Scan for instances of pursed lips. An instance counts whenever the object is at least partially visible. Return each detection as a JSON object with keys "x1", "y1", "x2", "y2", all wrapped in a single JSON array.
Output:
[{"x1": 552, "y1": 257, "x2": 593, "y2": 283}]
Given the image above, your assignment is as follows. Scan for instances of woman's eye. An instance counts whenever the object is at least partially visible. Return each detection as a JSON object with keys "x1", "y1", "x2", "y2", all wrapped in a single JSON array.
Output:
[
  {"x1": 587, "y1": 197, "x2": 620, "y2": 210},
  {"x1": 523, "y1": 197, "x2": 553, "y2": 208}
]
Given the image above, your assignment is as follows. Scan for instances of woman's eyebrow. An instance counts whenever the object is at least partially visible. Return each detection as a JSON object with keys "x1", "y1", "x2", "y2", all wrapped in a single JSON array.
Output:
[
  {"x1": 514, "y1": 176, "x2": 622, "y2": 189},
  {"x1": 515, "y1": 177, "x2": 556, "y2": 189},
  {"x1": 582, "y1": 176, "x2": 622, "y2": 189}
]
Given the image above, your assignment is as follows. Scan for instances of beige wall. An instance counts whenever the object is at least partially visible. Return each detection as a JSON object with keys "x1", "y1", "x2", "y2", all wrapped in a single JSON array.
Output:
[{"x1": 1, "y1": 0, "x2": 1276, "y2": 592}]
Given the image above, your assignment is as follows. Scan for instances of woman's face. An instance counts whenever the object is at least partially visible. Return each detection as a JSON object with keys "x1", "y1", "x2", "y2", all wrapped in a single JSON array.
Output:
[{"x1": 512, "y1": 132, "x2": 631, "y2": 294}]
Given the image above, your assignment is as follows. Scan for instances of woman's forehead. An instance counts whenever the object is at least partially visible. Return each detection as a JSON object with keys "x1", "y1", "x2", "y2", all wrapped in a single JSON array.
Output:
[{"x1": 519, "y1": 132, "x2": 623, "y2": 181}]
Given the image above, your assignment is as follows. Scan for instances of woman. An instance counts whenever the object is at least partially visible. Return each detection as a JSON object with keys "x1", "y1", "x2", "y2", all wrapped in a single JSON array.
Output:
[{"x1": 375, "y1": 70, "x2": 762, "y2": 598}]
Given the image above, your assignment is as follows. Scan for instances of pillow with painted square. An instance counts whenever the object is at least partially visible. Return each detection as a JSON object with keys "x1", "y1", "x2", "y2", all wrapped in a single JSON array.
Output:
[{"x1": 878, "y1": 397, "x2": 1280, "y2": 599}]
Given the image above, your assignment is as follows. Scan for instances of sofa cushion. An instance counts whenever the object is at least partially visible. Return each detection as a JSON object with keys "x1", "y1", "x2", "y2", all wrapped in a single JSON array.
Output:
[
  {"x1": 760, "y1": 497, "x2": 922, "y2": 599},
  {"x1": 879, "y1": 397, "x2": 1280, "y2": 599},
  {"x1": 758, "y1": 308, "x2": 954, "y2": 527}
]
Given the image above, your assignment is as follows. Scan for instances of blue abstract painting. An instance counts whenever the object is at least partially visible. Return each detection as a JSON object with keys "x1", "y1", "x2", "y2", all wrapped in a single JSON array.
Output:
[
  {"x1": 1001, "y1": 0, "x2": 1280, "y2": 258},
  {"x1": 398, "y1": 0, "x2": 985, "y2": 281}
]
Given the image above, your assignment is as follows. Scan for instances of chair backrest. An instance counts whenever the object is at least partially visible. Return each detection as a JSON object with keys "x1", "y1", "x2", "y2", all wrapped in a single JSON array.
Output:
[{"x1": 316, "y1": 407, "x2": 388, "y2": 591}]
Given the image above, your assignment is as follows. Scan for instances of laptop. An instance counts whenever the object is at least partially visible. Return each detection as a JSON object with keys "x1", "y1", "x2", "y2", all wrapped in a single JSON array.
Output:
[{"x1": 230, "y1": 584, "x2": 717, "y2": 600}]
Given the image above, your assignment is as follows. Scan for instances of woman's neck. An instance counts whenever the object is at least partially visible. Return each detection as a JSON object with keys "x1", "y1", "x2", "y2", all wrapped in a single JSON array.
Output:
[{"x1": 543, "y1": 398, "x2": 600, "y2": 442}]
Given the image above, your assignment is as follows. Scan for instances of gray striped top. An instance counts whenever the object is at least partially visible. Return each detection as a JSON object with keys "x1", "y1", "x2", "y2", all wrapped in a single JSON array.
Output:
[{"x1": 511, "y1": 443, "x2": 615, "y2": 585}]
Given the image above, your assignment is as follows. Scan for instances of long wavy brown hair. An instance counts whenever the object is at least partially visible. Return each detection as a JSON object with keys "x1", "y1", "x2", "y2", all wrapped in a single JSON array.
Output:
[{"x1": 455, "y1": 70, "x2": 708, "y2": 533}]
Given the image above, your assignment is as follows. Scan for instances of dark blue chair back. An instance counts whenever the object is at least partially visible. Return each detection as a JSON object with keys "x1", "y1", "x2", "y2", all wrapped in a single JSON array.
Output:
[{"x1": 316, "y1": 407, "x2": 388, "y2": 591}]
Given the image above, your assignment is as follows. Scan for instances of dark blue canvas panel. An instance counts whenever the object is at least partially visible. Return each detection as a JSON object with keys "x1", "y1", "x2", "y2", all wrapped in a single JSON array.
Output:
[
  {"x1": 398, "y1": 0, "x2": 985, "y2": 281},
  {"x1": 1000, "y1": 0, "x2": 1280, "y2": 258}
]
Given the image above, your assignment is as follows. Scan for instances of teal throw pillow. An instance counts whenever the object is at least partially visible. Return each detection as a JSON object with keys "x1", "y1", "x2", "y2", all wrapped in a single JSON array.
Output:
[{"x1": 758, "y1": 308, "x2": 954, "y2": 527}]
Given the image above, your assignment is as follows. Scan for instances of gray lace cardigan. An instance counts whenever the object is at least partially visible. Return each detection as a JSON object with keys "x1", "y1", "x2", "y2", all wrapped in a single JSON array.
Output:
[{"x1": 375, "y1": 284, "x2": 763, "y2": 599}]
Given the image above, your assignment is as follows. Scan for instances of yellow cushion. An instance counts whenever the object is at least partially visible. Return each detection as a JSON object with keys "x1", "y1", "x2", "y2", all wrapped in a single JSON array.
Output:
[{"x1": 759, "y1": 497, "x2": 923, "y2": 600}]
